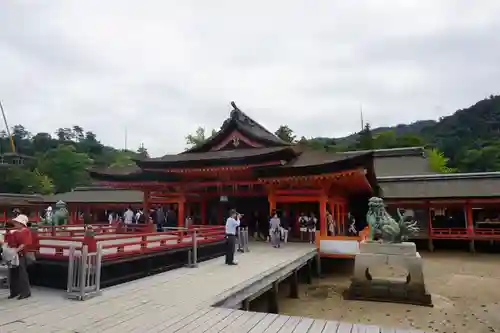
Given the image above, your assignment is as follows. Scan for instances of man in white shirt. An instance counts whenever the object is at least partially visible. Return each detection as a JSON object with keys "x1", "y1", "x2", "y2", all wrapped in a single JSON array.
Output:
[
  {"x1": 225, "y1": 209, "x2": 240, "y2": 265},
  {"x1": 123, "y1": 207, "x2": 134, "y2": 225}
]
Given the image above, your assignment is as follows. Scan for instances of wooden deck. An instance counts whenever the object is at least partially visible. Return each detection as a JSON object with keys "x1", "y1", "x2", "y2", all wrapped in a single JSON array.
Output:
[{"x1": 0, "y1": 243, "x2": 424, "y2": 332}]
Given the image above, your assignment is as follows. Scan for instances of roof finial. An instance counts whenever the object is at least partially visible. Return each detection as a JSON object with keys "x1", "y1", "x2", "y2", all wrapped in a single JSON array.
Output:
[{"x1": 230, "y1": 101, "x2": 240, "y2": 111}]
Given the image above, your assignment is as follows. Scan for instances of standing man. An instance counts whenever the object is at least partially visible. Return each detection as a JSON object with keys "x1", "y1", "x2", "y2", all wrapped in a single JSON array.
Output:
[
  {"x1": 123, "y1": 206, "x2": 134, "y2": 225},
  {"x1": 225, "y1": 209, "x2": 240, "y2": 265}
]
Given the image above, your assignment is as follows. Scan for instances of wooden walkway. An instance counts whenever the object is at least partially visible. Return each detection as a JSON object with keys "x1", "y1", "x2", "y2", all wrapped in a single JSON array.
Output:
[{"x1": 0, "y1": 243, "x2": 424, "y2": 332}]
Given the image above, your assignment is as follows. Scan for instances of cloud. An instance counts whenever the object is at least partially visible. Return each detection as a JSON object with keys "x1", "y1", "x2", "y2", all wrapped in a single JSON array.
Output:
[{"x1": 0, "y1": 0, "x2": 499, "y2": 156}]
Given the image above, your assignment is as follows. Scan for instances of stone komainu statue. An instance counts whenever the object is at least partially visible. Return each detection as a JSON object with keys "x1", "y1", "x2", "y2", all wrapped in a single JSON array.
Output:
[
  {"x1": 41, "y1": 200, "x2": 69, "y2": 226},
  {"x1": 366, "y1": 197, "x2": 419, "y2": 243}
]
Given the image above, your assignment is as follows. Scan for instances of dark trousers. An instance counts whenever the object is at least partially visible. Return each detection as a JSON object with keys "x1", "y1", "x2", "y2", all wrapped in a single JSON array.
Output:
[
  {"x1": 225, "y1": 235, "x2": 236, "y2": 264},
  {"x1": 9, "y1": 255, "x2": 31, "y2": 297}
]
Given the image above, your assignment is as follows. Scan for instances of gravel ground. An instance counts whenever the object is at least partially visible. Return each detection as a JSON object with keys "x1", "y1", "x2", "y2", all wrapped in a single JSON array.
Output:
[{"x1": 279, "y1": 251, "x2": 500, "y2": 333}]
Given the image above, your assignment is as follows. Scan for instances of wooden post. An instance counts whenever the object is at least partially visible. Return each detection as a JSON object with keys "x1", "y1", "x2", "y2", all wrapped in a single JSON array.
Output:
[
  {"x1": 319, "y1": 196, "x2": 327, "y2": 236},
  {"x1": 242, "y1": 299, "x2": 251, "y2": 311},
  {"x1": 289, "y1": 270, "x2": 299, "y2": 299},
  {"x1": 267, "y1": 282, "x2": 279, "y2": 314},
  {"x1": 315, "y1": 253, "x2": 322, "y2": 278},
  {"x1": 306, "y1": 260, "x2": 313, "y2": 284}
]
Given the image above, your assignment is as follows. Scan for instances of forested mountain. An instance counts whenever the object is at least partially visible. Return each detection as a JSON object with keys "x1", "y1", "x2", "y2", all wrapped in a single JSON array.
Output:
[
  {"x1": 1, "y1": 95, "x2": 499, "y2": 195},
  {"x1": 293, "y1": 95, "x2": 500, "y2": 173},
  {"x1": 0, "y1": 126, "x2": 148, "y2": 194}
]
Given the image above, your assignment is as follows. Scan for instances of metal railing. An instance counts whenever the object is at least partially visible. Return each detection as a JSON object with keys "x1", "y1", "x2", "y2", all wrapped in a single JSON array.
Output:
[
  {"x1": 67, "y1": 244, "x2": 103, "y2": 301},
  {"x1": 237, "y1": 227, "x2": 250, "y2": 253}
]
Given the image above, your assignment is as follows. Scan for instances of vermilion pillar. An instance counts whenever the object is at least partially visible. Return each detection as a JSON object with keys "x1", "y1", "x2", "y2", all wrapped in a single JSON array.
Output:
[
  {"x1": 268, "y1": 189, "x2": 276, "y2": 215},
  {"x1": 465, "y1": 203, "x2": 474, "y2": 234},
  {"x1": 177, "y1": 198, "x2": 185, "y2": 227},
  {"x1": 143, "y1": 190, "x2": 150, "y2": 222},
  {"x1": 319, "y1": 196, "x2": 327, "y2": 236}
]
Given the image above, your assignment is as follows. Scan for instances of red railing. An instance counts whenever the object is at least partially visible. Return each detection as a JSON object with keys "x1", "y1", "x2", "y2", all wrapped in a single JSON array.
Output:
[
  {"x1": 474, "y1": 228, "x2": 500, "y2": 237},
  {"x1": 430, "y1": 227, "x2": 500, "y2": 239},
  {"x1": 430, "y1": 228, "x2": 469, "y2": 238},
  {"x1": 34, "y1": 225, "x2": 226, "y2": 261}
]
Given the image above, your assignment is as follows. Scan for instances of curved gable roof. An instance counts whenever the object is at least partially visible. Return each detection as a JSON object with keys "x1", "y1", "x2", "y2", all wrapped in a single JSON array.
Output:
[{"x1": 184, "y1": 102, "x2": 290, "y2": 153}]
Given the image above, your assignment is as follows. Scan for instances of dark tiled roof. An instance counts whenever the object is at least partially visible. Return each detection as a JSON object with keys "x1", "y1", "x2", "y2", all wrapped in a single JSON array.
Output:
[
  {"x1": 0, "y1": 193, "x2": 44, "y2": 205},
  {"x1": 151, "y1": 146, "x2": 292, "y2": 162},
  {"x1": 338, "y1": 147, "x2": 433, "y2": 177},
  {"x1": 185, "y1": 102, "x2": 289, "y2": 153},
  {"x1": 337, "y1": 147, "x2": 424, "y2": 158},
  {"x1": 380, "y1": 173, "x2": 500, "y2": 198},
  {"x1": 285, "y1": 149, "x2": 366, "y2": 167},
  {"x1": 225, "y1": 102, "x2": 288, "y2": 146},
  {"x1": 44, "y1": 187, "x2": 143, "y2": 203}
]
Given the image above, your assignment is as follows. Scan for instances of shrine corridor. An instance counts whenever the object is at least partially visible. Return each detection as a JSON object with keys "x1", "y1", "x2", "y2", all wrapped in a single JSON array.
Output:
[{"x1": 0, "y1": 243, "x2": 424, "y2": 332}]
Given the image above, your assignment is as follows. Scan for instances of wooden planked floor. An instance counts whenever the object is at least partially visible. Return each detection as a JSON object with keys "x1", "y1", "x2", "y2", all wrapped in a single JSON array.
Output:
[{"x1": 0, "y1": 242, "x2": 424, "y2": 332}]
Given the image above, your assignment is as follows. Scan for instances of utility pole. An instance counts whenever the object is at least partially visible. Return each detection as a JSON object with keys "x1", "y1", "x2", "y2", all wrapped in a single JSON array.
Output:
[
  {"x1": 124, "y1": 127, "x2": 128, "y2": 151},
  {"x1": 360, "y1": 104, "x2": 365, "y2": 131},
  {"x1": 0, "y1": 100, "x2": 16, "y2": 153}
]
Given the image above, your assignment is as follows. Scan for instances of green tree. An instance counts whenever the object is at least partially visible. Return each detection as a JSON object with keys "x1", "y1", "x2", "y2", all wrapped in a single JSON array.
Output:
[
  {"x1": 275, "y1": 125, "x2": 296, "y2": 143},
  {"x1": 72, "y1": 125, "x2": 85, "y2": 142},
  {"x1": 426, "y1": 148, "x2": 456, "y2": 173},
  {"x1": 137, "y1": 144, "x2": 149, "y2": 158},
  {"x1": 355, "y1": 123, "x2": 374, "y2": 150},
  {"x1": 373, "y1": 130, "x2": 397, "y2": 149},
  {"x1": 38, "y1": 144, "x2": 93, "y2": 192},
  {"x1": 185, "y1": 127, "x2": 217, "y2": 149},
  {"x1": 0, "y1": 167, "x2": 53, "y2": 194},
  {"x1": 372, "y1": 130, "x2": 426, "y2": 149},
  {"x1": 458, "y1": 145, "x2": 500, "y2": 172},
  {"x1": 109, "y1": 150, "x2": 137, "y2": 168}
]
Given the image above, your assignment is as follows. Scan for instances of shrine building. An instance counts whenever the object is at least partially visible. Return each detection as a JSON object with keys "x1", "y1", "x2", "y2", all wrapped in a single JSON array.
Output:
[{"x1": 4, "y1": 102, "x2": 500, "y2": 256}]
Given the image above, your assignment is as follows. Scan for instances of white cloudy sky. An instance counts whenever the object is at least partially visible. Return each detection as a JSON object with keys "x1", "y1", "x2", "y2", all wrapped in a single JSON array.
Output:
[{"x1": 1, "y1": 1, "x2": 499, "y2": 156}]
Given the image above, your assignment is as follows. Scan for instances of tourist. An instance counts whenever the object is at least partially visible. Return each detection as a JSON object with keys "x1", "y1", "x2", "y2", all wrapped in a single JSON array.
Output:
[
  {"x1": 308, "y1": 213, "x2": 317, "y2": 244},
  {"x1": 327, "y1": 211, "x2": 335, "y2": 236},
  {"x1": 269, "y1": 212, "x2": 281, "y2": 248},
  {"x1": 298, "y1": 212, "x2": 308, "y2": 241},
  {"x1": 347, "y1": 213, "x2": 358, "y2": 236},
  {"x1": 224, "y1": 209, "x2": 240, "y2": 265},
  {"x1": 155, "y1": 206, "x2": 166, "y2": 231},
  {"x1": 1, "y1": 214, "x2": 32, "y2": 299},
  {"x1": 280, "y1": 211, "x2": 290, "y2": 243},
  {"x1": 123, "y1": 206, "x2": 134, "y2": 225}
]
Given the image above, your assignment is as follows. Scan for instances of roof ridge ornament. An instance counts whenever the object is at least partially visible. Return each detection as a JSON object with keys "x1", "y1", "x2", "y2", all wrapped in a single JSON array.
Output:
[{"x1": 230, "y1": 101, "x2": 256, "y2": 127}]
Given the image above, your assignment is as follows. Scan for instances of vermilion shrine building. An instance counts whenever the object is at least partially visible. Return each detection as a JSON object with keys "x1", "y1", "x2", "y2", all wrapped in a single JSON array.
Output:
[{"x1": 4, "y1": 103, "x2": 500, "y2": 256}]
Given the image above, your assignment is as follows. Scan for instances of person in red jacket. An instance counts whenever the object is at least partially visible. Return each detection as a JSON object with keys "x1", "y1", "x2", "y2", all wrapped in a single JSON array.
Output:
[{"x1": 2, "y1": 214, "x2": 32, "y2": 299}]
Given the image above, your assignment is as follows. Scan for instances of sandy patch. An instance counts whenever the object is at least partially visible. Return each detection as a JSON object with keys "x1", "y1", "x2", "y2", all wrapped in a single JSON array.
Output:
[{"x1": 279, "y1": 252, "x2": 500, "y2": 333}]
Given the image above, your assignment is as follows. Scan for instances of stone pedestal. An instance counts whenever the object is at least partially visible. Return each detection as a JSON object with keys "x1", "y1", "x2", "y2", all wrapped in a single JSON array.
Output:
[{"x1": 344, "y1": 241, "x2": 433, "y2": 306}]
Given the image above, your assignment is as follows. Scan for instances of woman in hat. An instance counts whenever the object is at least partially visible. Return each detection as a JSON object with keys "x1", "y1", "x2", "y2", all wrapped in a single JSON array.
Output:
[{"x1": 1, "y1": 214, "x2": 32, "y2": 299}]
